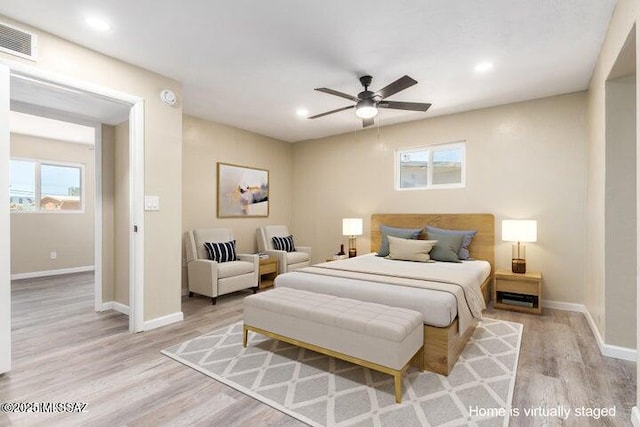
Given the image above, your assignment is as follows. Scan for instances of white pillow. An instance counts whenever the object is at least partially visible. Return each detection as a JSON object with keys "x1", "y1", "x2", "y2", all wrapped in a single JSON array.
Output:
[{"x1": 387, "y1": 235, "x2": 438, "y2": 262}]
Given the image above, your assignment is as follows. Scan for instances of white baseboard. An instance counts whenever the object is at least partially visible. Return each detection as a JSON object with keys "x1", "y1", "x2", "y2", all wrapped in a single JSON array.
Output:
[
  {"x1": 582, "y1": 306, "x2": 637, "y2": 362},
  {"x1": 541, "y1": 299, "x2": 586, "y2": 313},
  {"x1": 112, "y1": 302, "x2": 129, "y2": 316},
  {"x1": 542, "y1": 300, "x2": 636, "y2": 362},
  {"x1": 632, "y1": 406, "x2": 640, "y2": 427},
  {"x1": 601, "y1": 342, "x2": 637, "y2": 361},
  {"x1": 11, "y1": 265, "x2": 94, "y2": 280},
  {"x1": 99, "y1": 302, "x2": 112, "y2": 312},
  {"x1": 143, "y1": 311, "x2": 184, "y2": 331},
  {"x1": 102, "y1": 304, "x2": 182, "y2": 331},
  {"x1": 100, "y1": 301, "x2": 130, "y2": 316},
  {"x1": 182, "y1": 288, "x2": 189, "y2": 297}
]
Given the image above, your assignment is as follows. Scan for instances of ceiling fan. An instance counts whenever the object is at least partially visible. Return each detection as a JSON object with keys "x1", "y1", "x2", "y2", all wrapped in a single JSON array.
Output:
[{"x1": 308, "y1": 75, "x2": 431, "y2": 127}]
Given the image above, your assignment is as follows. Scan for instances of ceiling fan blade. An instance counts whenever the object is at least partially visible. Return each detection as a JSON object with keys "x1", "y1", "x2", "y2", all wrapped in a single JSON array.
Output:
[
  {"x1": 362, "y1": 117, "x2": 375, "y2": 127},
  {"x1": 375, "y1": 75, "x2": 418, "y2": 99},
  {"x1": 314, "y1": 87, "x2": 359, "y2": 102},
  {"x1": 307, "y1": 105, "x2": 355, "y2": 119},
  {"x1": 379, "y1": 101, "x2": 431, "y2": 112}
]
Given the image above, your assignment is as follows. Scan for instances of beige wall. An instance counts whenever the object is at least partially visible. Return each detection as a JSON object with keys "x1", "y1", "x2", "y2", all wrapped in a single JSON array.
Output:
[
  {"x1": 101, "y1": 122, "x2": 131, "y2": 306},
  {"x1": 182, "y1": 115, "x2": 293, "y2": 289},
  {"x1": 292, "y1": 93, "x2": 587, "y2": 304},
  {"x1": 10, "y1": 133, "x2": 94, "y2": 274},
  {"x1": 101, "y1": 124, "x2": 115, "y2": 303},
  {"x1": 0, "y1": 15, "x2": 183, "y2": 321},
  {"x1": 583, "y1": 0, "x2": 640, "y2": 412},
  {"x1": 604, "y1": 75, "x2": 637, "y2": 349},
  {"x1": 114, "y1": 122, "x2": 130, "y2": 305},
  {"x1": 586, "y1": 1, "x2": 637, "y2": 341}
]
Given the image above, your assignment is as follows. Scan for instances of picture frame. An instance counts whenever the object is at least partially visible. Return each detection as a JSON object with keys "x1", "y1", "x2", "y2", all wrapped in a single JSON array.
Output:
[{"x1": 217, "y1": 162, "x2": 269, "y2": 218}]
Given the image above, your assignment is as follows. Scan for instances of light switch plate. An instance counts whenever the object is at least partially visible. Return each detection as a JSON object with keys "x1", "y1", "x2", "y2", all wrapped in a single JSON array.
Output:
[{"x1": 144, "y1": 195, "x2": 160, "y2": 211}]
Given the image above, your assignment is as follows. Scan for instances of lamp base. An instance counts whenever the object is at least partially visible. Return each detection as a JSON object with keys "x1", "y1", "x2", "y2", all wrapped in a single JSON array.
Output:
[
  {"x1": 512, "y1": 258, "x2": 526, "y2": 274},
  {"x1": 348, "y1": 236, "x2": 357, "y2": 258}
]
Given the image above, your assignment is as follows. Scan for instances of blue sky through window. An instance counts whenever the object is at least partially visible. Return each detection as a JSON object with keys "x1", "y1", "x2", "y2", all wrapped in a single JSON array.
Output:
[
  {"x1": 433, "y1": 148, "x2": 462, "y2": 163},
  {"x1": 41, "y1": 164, "x2": 80, "y2": 196},
  {"x1": 402, "y1": 148, "x2": 462, "y2": 163},
  {"x1": 9, "y1": 160, "x2": 35, "y2": 197}
]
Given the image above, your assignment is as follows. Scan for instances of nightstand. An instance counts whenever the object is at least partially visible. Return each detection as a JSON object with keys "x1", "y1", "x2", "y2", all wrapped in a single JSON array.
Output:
[
  {"x1": 258, "y1": 257, "x2": 278, "y2": 290},
  {"x1": 493, "y1": 268, "x2": 543, "y2": 314}
]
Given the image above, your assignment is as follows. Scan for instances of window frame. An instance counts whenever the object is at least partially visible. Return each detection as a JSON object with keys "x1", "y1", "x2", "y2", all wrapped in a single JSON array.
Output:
[
  {"x1": 9, "y1": 157, "x2": 85, "y2": 214},
  {"x1": 395, "y1": 141, "x2": 466, "y2": 191}
]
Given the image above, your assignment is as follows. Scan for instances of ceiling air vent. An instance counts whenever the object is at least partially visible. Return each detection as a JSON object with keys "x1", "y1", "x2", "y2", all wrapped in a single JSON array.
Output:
[{"x1": 0, "y1": 22, "x2": 37, "y2": 61}]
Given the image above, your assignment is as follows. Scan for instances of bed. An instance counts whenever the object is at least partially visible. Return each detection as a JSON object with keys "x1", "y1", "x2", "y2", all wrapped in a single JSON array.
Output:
[{"x1": 275, "y1": 213, "x2": 495, "y2": 375}]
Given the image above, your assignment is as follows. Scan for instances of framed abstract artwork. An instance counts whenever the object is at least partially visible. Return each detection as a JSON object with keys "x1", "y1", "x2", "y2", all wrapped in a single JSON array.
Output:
[{"x1": 217, "y1": 162, "x2": 269, "y2": 217}]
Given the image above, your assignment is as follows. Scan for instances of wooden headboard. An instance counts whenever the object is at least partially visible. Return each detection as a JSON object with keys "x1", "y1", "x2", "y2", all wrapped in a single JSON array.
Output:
[{"x1": 370, "y1": 213, "x2": 495, "y2": 273}]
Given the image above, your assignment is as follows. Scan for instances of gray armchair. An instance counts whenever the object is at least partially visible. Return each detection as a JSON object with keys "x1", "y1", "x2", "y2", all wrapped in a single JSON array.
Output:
[
  {"x1": 256, "y1": 225, "x2": 311, "y2": 273},
  {"x1": 185, "y1": 228, "x2": 259, "y2": 304}
]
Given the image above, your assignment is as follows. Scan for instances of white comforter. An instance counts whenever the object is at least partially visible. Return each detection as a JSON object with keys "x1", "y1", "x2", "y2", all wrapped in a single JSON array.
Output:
[{"x1": 275, "y1": 253, "x2": 489, "y2": 332}]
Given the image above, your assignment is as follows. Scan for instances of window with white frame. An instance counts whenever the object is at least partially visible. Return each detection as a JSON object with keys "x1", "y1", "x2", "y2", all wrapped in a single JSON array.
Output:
[
  {"x1": 9, "y1": 158, "x2": 84, "y2": 212},
  {"x1": 396, "y1": 141, "x2": 466, "y2": 190}
]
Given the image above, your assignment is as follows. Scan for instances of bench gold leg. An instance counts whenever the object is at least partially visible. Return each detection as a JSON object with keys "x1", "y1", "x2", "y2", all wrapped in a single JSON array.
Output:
[
  {"x1": 245, "y1": 323, "x2": 416, "y2": 404},
  {"x1": 243, "y1": 325, "x2": 248, "y2": 347},
  {"x1": 394, "y1": 373, "x2": 403, "y2": 403}
]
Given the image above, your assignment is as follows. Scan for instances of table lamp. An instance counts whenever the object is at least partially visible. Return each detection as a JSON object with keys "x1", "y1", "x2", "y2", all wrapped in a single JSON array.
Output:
[
  {"x1": 502, "y1": 219, "x2": 537, "y2": 274},
  {"x1": 342, "y1": 218, "x2": 363, "y2": 258}
]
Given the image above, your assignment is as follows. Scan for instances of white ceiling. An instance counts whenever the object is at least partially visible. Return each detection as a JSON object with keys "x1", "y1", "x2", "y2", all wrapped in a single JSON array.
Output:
[
  {"x1": 0, "y1": 0, "x2": 617, "y2": 142},
  {"x1": 10, "y1": 75, "x2": 131, "y2": 125},
  {"x1": 10, "y1": 111, "x2": 96, "y2": 145}
]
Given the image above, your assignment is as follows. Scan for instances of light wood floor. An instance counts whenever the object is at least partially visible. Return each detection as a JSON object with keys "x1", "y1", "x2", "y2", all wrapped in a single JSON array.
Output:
[{"x1": 0, "y1": 272, "x2": 636, "y2": 426}]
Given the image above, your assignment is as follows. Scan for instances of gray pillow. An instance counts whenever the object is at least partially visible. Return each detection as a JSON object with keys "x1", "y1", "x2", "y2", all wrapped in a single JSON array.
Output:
[
  {"x1": 426, "y1": 225, "x2": 477, "y2": 260},
  {"x1": 377, "y1": 225, "x2": 422, "y2": 257},
  {"x1": 426, "y1": 230, "x2": 464, "y2": 263}
]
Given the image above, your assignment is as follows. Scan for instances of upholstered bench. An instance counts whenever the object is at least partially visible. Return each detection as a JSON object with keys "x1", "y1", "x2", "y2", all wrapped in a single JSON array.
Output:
[{"x1": 243, "y1": 287, "x2": 423, "y2": 403}]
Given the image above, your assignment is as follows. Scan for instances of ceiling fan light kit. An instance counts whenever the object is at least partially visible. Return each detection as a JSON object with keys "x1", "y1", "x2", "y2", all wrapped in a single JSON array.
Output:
[
  {"x1": 309, "y1": 74, "x2": 431, "y2": 127},
  {"x1": 355, "y1": 99, "x2": 378, "y2": 119}
]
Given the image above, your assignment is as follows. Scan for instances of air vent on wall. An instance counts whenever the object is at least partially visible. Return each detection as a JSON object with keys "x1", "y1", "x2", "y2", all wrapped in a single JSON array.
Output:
[{"x1": 0, "y1": 22, "x2": 37, "y2": 61}]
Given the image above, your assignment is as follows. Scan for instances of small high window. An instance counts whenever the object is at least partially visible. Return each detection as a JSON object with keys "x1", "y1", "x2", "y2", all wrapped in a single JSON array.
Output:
[{"x1": 396, "y1": 141, "x2": 465, "y2": 190}]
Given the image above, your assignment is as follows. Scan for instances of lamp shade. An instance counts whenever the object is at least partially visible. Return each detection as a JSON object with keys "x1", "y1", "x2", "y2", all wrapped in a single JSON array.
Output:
[
  {"x1": 502, "y1": 220, "x2": 537, "y2": 242},
  {"x1": 342, "y1": 218, "x2": 363, "y2": 236}
]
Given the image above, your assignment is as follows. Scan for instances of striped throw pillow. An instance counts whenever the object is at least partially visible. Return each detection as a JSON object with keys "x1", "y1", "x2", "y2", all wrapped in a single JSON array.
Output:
[
  {"x1": 204, "y1": 240, "x2": 237, "y2": 263},
  {"x1": 272, "y1": 235, "x2": 296, "y2": 252}
]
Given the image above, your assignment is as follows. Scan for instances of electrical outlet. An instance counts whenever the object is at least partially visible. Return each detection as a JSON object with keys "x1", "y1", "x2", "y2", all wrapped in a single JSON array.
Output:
[{"x1": 50, "y1": 251, "x2": 57, "y2": 260}]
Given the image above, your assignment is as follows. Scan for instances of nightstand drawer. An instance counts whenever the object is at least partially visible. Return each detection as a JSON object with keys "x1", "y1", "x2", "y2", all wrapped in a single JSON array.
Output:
[
  {"x1": 259, "y1": 258, "x2": 279, "y2": 290},
  {"x1": 495, "y1": 278, "x2": 538, "y2": 295},
  {"x1": 260, "y1": 263, "x2": 277, "y2": 275}
]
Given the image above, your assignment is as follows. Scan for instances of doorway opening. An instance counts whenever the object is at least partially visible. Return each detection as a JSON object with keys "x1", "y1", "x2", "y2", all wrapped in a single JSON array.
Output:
[{"x1": 0, "y1": 63, "x2": 145, "y2": 374}]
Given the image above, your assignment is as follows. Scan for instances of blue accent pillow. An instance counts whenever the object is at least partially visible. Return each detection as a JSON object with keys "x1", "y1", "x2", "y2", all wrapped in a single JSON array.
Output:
[
  {"x1": 204, "y1": 240, "x2": 237, "y2": 263},
  {"x1": 425, "y1": 230, "x2": 464, "y2": 263},
  {"x1": 426, "y1": 225, "x2": 477, "y2": 260},
  {"x1": 272, "y1": 235, "x2": 296, "y2": 252},
  {"x1": 377, "y1": 225, "x2": 422, "y2": 257}
]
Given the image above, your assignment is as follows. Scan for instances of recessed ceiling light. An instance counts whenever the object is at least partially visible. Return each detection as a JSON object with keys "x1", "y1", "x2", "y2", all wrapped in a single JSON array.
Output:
[
  {"x1": 474, "y1": 62, "x2": 494, "y2": 73},
  {"x1": 296, "y1": 108, "x2": 309, "y2": 118},
  {"x1": 85, "y1": 16, "x2": 111, "y2": 32}
]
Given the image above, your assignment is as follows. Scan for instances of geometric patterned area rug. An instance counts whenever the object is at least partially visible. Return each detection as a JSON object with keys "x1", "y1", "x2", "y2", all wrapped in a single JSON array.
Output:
[{"x1": 162, "y1": 318, "x2": 523, "y2": 427}]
